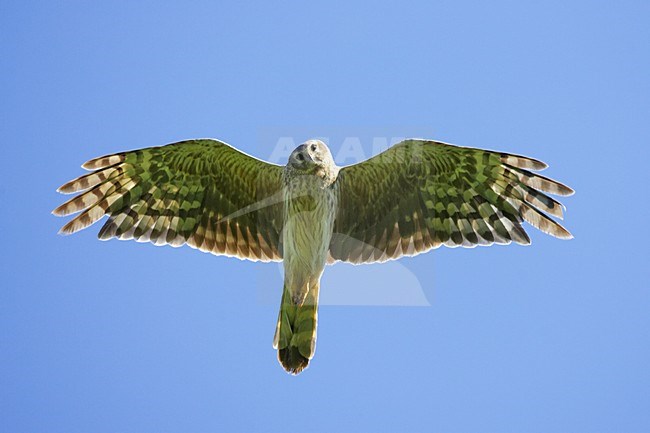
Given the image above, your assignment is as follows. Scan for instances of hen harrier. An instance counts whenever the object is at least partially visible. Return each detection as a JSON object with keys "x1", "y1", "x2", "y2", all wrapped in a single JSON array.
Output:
[{"x1": 54, "y1": 138, "x2": 573, "y2": 374}]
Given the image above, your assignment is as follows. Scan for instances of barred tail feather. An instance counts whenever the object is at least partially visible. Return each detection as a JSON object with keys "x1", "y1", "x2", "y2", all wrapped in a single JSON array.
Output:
[{"x1": 273, "y1": 283, "x2": 319, "y2": 375}]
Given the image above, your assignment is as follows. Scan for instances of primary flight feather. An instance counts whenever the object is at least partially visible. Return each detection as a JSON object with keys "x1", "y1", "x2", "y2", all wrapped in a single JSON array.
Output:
[{"x1": 54, "y1": 137, "x2": 574, "y2": 374}]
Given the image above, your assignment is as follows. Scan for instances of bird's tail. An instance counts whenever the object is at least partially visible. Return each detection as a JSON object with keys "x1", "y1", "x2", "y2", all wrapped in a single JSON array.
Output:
[{"x1": 273, "y1": 282, "x2": 320, "y2": 375}]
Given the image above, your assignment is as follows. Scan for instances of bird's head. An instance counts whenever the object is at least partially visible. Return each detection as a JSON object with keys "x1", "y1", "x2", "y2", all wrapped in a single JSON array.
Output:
[{"x1": 288, "y1": 139, "x2": 337, "y2": 179}]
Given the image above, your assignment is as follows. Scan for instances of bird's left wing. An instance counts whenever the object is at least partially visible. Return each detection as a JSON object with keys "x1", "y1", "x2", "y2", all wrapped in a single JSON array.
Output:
[
  {"x1": 54, "y1": 139, "x2": 285, "y2": 262},
  {"x1": 330, "y1": 139, "x2": 574, "y2": 264}
]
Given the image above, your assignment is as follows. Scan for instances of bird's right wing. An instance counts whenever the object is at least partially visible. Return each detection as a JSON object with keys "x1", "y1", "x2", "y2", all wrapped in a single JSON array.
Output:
[
  {"x1": 54, "y1": 139, "x2": 285, "y2": 262},
  {"x1": 330, "y1": 139, "x2": 574, "y2": 264}
]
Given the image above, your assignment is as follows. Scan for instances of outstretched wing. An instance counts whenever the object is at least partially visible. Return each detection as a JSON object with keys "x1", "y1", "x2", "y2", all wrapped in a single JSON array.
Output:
[
  {"x1": 330, "y1": 139, "x2": 573, "y2": 264},
  {"x1": 54, "y1": 139, "x2": 285, "y2": 262}
]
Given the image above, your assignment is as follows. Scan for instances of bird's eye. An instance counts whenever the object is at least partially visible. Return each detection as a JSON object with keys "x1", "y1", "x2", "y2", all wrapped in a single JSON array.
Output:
[
  {"x1": 296, "y1": 153, "x2": 304, "y2": 161},
  {"x1": 311, "y1": 144, "x2": 317, "y2": 151}
]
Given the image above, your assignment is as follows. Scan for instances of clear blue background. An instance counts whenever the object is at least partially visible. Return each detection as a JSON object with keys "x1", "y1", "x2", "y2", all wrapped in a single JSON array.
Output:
[{"x1": 2, "y1": 1, "x2": 649, "y2": 432}]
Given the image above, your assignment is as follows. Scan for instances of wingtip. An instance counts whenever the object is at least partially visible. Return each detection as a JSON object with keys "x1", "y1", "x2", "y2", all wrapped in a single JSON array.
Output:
[
  {"x1": 56, "y1": 184, "x2": 74, "y2": 194},
  {"x1": 552, "y1": 181, "x2": 575, "y2": 197},
  {"x1": 81, "y1": 154, "x2": 125, "y2": 170},
  {"x1": 556, "y1": 225, "x2": 574, "y2": 240},
  {"x1": 528, "y1": 159, "x2": 549, "y2": 171},
  {"x1": 51, "y1": 202, "x2": 73, "y2": 217},
  {"x1": 51, "y1": 205, "x2": 65, "y2": 216},
  {"x1": 501, "y1": 154, "x2": 548, "y2": 171}
]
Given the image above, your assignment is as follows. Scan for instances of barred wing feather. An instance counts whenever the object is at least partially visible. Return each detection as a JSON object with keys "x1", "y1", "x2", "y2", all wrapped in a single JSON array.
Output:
[
  {"x1": 53, "y1": 139, "x2": 285, "y2": 262},
  {"x1": 330, "y1": 139, "x2": 573, "y2": 264}
]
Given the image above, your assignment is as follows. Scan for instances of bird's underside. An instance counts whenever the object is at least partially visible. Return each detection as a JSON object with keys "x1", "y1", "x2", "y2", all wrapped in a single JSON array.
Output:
[{"x1": 54, "y1": 137, "x2": 574, "y2": 375}]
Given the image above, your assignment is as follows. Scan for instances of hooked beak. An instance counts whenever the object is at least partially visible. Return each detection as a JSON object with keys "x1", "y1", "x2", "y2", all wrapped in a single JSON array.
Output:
[{"x1": 299, "y1": 143, "x2": 322, "y2": 164}]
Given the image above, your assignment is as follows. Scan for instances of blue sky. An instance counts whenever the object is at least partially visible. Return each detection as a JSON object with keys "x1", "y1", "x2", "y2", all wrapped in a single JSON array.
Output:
[{"x1": 2, "y1": 1, "x2": 649, "y2": 432}]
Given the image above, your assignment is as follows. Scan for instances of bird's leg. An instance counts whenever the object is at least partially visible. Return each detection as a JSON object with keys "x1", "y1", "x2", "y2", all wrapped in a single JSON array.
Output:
[{"x1": 289, "y1": 275, "x2": 310, "y2": 306}]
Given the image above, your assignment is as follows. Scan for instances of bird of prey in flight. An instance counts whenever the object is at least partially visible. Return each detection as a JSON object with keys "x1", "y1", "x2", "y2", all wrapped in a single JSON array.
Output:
[{"x1": 54, "y1": 138, "x2": 573, "y2": 374}]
